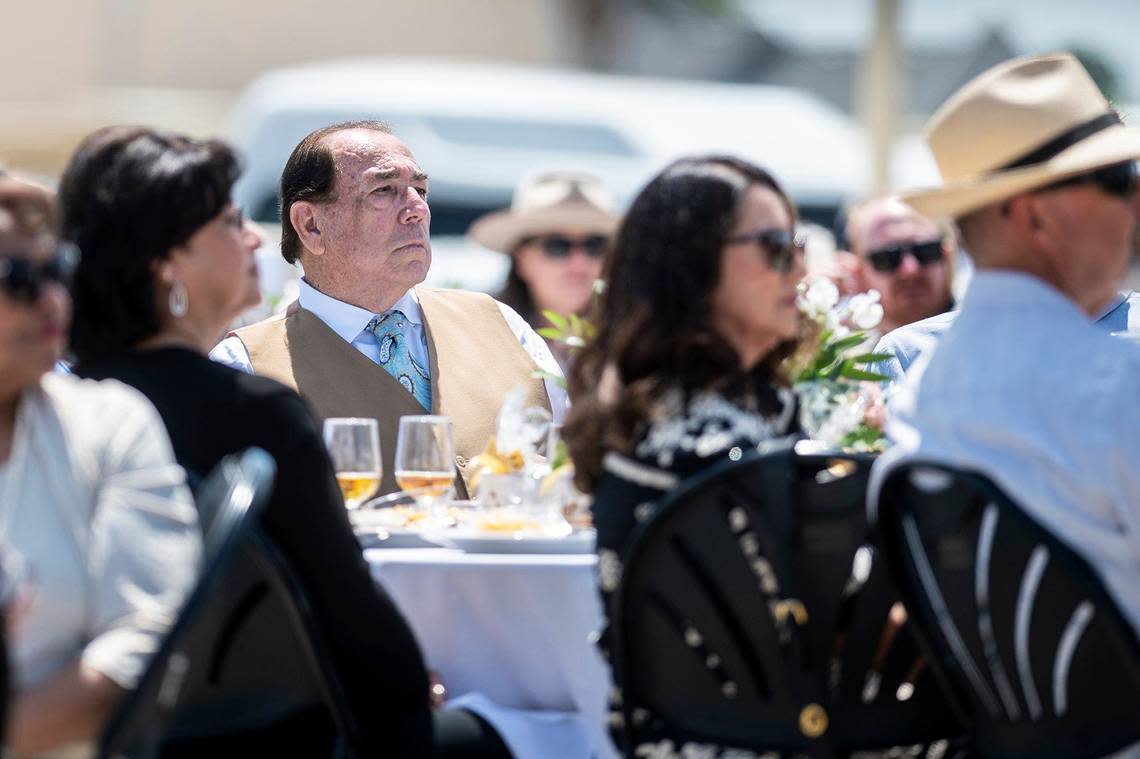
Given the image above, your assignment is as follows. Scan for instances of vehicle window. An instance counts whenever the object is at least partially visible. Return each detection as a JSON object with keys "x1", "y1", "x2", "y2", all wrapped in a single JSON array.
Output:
[
  {"x1": 253, "y1": 193, "x2": 280, "y2": 224},
  {"x1": 424, "y1": 115, "x2": 639, "y2": 157}
]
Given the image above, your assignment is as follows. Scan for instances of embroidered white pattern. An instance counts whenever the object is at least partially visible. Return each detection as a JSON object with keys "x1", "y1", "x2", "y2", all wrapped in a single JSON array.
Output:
[
  {"x1": 598, "y1": 548, "x2": 623, "y2": 592},
  {"x1": 633, "y1": 740, "x2": 769, "y2": 759},
  {"x1": 634, "y1": 501, "x2": 657, "y2": 522},
  {"x1": 636, "y1": 390, "x2": 793, "y2": 468},
  {"x1": 603, "y1": 451, "x2": 680, "y2": 490}
]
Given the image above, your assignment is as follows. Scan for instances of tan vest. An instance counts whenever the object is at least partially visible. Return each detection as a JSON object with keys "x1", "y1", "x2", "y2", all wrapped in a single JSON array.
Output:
[{"x1": 231, "y1": 287, "x2": 551, "y2": 497}]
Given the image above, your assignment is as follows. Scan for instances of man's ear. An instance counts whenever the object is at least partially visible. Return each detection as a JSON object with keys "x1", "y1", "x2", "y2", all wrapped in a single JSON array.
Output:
[
  {"x1": 843, "y1": 251, "x2": 869, "y2": 295},
  {"x1": 290, "y1": 201, "x2": 325, "y2": 257},
  {"x1": 1005, "y1": 193, "x2": 1054, "y2": 251}
]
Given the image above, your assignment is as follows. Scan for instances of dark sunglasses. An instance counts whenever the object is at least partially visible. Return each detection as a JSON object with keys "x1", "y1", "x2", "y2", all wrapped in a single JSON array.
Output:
[
  {"x1": 865, "y1": 239, "x2": 944, "y2": 273},
  {"x1": 527, "y1": 235, "x2": 609, "y2": 260},
  {"x1": 725, "y1": 228, "x2": 803, "y2": 273},
  {"x1": 1036, "y1": 160, "x2": 1139, "y2": 199},
  {"x1": 0, "y1": 244, "x2": 79, "y2": 303}
]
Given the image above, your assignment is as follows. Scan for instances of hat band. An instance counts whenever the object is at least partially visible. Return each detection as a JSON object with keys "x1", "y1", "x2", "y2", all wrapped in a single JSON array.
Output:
[{"x1": 999, "y1": 111, "x2": 1122, "y2": 171}]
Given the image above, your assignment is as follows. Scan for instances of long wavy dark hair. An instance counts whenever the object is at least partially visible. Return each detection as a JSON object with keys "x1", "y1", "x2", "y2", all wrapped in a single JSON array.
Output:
[
  {"x1": 493, "y1": 258, "x2": 539, "y2": 326},
  {"x1": 59, "y1": 126, "x2": 239, "y2": 364},
  {"x1": 563, "y1": 155, "x2": 799, "y2": 491}
]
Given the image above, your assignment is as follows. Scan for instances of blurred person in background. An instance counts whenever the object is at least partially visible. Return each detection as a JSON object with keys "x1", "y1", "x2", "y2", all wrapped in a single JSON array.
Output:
[
  {"x1": 468, "y1": 171, "x2": 618, "y2": 370},
  {"x1": 0, "y1": 175, "x2": 201, "y2": 757},
  {"x1": 845, "y1": 195, "x2": 955, "y2": 335},
  {"x1": 62, "y1": 127, "x2": 509, "y2": 757},
  {"x1": 870, "y1": 194, "x2": 1138, "y2": 382},
  {"x1": 212, "y1": 121, "x2": 565, "y2": 498},
  {"x1": 563, "y1": 155, "x2": 802, "y2": 754}
]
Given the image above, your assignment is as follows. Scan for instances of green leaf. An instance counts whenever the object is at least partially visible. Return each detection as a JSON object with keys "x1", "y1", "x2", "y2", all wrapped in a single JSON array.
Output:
[
  {"x1": 568, "y1": 312, "x2": 583, "y2": 335},
  {"x1": 848, "y1": 352, "x2": 893, "y2": 365},
  {"x1": 839, "y1": 423, "x2": 888, "y2": 451},
  {"x1": 531, "y1": 369, "x2": 567, "y2": 389},
  {"x1": 838, "y1": 366, "x2": 890, "y2": 382},
  {"x1": 537, "y1": 327, "x2": 564, "y2": 340},
  {"x1": 827, "y1": 333, "x2": 867, "y2": 352},
  {"x1": 550, "y1": 439, "x2": 569, "y2": 470},
  {"x1": 542, "y1": 310, "x2": 569, "y2": 331}
]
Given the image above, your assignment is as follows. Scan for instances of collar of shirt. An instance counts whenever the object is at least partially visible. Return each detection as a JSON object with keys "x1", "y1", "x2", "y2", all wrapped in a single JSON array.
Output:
[
  {"x1": 961, "y1": 270, "x2": 1096, "y2": 322},
  {"x1": 1097, "y1": 289, "x2": 1135, "y2": 322},
  {"x1": 297, "y1": 279, "x2": 424, "y2": 344}
]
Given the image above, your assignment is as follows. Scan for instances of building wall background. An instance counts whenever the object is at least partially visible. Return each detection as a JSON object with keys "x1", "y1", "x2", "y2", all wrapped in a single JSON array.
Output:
[{"x1": 1, "y1": 0, "x2": 582, "y2": 174}]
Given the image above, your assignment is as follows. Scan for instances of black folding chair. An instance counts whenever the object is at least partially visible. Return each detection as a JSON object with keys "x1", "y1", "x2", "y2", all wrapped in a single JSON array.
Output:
[
  {"x1": 877, "y1": 461, "x2": 1140, "y2": 758},
  {"x1": 98, "y1": 447, "x2": 361, "y2": 759},
  {"x1": 611, "y1": 448, "x2": 963, "y2": 758}
]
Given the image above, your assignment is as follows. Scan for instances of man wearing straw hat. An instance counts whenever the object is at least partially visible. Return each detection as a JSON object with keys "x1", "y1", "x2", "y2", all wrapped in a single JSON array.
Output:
[{"x1": 871, "y1": 52, "x2": 1140, "y2": 631}]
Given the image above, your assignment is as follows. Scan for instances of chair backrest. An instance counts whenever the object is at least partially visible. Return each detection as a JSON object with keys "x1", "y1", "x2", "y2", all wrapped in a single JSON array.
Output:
[
  {"x1": 612, "y1": 449, "x2": 962, "y2": 758},
  {"x1": 877, "y1": 461, "x2": 1140, "y2": 759},
  {"x1": 98, "y1": 447, "x2": 359, "y2": 758}
]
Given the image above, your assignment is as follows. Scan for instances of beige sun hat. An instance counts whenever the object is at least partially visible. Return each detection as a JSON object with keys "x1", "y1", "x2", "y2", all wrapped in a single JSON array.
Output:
[
  {"x1": 468, "y1": 171, "x2": 620, "y2": 253},
  {"x1": 903, "y1": 52, "x2": 1140, "y2": 220}
]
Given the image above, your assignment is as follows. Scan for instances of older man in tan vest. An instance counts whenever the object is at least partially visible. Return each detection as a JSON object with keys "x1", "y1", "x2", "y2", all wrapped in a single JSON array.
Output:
[{"x1": 212, "y1": 121, "x2": 565, "y2": 496}]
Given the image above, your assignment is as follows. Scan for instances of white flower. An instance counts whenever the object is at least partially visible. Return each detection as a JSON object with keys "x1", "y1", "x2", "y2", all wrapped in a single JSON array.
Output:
[
  {"x1": 848, "y1": 290, "x2": 884, "y2": 330},
  {"x1": 796, "y1": 278, "x2": 839, "y2": 319}
]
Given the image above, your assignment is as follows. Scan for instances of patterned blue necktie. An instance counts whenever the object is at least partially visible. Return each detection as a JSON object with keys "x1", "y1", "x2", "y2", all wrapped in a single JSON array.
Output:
[{"x1": 367, "y1": 310, "x2": 432, "y2": 411}]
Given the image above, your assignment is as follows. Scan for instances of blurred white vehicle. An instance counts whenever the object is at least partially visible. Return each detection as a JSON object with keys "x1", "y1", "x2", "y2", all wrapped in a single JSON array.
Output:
[{"x1": 228, "y1": 58, "x2": 876, "y2": 317}]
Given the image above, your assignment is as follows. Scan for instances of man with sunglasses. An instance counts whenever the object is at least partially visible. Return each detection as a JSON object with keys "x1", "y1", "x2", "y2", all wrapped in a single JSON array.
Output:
[
  {"x1": 846, "y1": 195, "x2": 954, "y2": 335},
  {"x1": 871, "y1": 165, "x2": 1140, "y2": 383},
  {"x1": 871, "y1": 53, "x2": 1140, "y2": 635}
]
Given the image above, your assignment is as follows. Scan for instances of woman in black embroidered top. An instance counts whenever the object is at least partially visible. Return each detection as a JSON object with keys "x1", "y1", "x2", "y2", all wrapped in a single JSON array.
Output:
[{"x1": 562, "y1": 155, "x2": 804, "y2": 751}]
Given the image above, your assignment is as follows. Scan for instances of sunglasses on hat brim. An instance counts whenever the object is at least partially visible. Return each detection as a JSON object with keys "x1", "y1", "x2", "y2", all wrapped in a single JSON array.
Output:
[
  {"x1": 1033, "y1": 160, "x2": 1139, "y2": 199},
  {"x1": 0, "y1": 245, "x2": 79, "y2": 304},
  {"x1": 865, "y1": 239, "x2": 944, "y2": 273}
]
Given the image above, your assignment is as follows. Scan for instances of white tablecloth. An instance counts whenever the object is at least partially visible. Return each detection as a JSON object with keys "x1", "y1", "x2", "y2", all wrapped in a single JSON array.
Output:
[{"x1": 366, "y1": 547, "x2": 617, "y2": 759}]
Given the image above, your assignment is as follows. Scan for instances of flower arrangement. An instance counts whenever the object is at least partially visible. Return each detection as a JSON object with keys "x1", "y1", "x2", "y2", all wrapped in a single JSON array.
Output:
[{"x1": 786, "y1": 278, "x2": 891, "y2": 452}]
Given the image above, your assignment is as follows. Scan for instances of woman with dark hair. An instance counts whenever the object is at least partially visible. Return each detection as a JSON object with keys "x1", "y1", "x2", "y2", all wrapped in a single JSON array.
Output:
[
  {"x1": 562, "y1": 155, "x2": 804, "y2": 746},
  {"x1": 61, "y1": 126, "x2": 452, "y2": 756},
  {"x1": 468, "y1": 171, "x2": 618, "y2": 370},
  {"x1": 0, "y1": 175, "x2": 199, "y2": 756}
]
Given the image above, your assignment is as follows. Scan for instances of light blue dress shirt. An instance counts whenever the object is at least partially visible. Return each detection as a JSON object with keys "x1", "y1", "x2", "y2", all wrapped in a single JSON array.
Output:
[
  {"x1": 211, "y1": 279, "x2": 569, "y2": 423},
  {"x1": 871, "y1": 271, "x2": 1140, "y2": 633},
  {"x1": 872, "y1": 289, "x2": 1140, "y2": 384}
]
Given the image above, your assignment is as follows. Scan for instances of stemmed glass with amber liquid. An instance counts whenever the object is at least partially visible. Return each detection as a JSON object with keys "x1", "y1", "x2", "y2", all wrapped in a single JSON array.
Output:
[
  {"x1": 394, "y1": 415, "x2": 456, "y2": 523},
  {"x1": 323, "y1": 418, "x2": 383, "y2": 510}
]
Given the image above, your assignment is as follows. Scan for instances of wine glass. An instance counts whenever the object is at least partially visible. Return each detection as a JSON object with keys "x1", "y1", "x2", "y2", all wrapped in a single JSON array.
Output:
[
  {"x1": 394, "y1": 415, "x2": 456, "y2": 523},
  {"x1": 323, "y1": 417, "x2": 383, "y2": 510}
]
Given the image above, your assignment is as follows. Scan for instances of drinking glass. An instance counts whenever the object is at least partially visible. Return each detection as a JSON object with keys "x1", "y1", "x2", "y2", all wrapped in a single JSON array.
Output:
[
  {"x1": 323, "y1": 417, "x2": 383, "y2": 510},
  {"x1": 394, "y1": 415, "x2": 456, "y2": 521}
]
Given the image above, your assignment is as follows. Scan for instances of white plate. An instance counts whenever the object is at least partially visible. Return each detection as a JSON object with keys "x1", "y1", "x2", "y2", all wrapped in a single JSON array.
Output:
[
  {"x1": 353, "y1": 526, "x2": 443, "y2": 549},
  {"x1": 349, "y1": 508, "x2": 443, "y2": 548},
  {"x1": 426, "y1": 528, "x2": 596, "y2": 555}
]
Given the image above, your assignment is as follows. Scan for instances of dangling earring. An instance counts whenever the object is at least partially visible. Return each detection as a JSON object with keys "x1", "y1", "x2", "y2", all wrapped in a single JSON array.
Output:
[{"x1": 169, "y1": 280, "x2": 189, "y2": 318}]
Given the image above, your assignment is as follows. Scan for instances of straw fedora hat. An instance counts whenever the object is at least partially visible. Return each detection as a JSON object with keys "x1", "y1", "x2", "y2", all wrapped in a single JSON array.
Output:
[
  {"x1": 903, "y1": 52, "x2": 1140, "y2": 219},
  {"x1": 468, "y1": 171, "x2": 619, "y2": 254}
]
